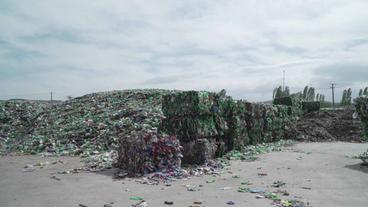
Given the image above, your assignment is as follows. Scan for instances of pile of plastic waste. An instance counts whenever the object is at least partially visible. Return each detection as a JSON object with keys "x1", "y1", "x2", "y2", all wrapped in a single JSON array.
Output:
[{"x1": 160, "y1": 90, "x2": 299, "y2": 165}]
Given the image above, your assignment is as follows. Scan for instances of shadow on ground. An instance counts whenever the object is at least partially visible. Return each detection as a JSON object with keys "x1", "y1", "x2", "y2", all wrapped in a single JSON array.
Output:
[
  {"x1": 344, "y1": 163, "x2": 368, "y2": 174},
  {"x1": 92, "y1": 167, "x2": 119, "y2": 177}
]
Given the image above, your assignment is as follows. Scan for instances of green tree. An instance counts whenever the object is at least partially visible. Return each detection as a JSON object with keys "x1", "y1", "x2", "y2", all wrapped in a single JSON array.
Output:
[
  {"x1": 303, "y1": 86, "x2": 309, "y2": 100},
  {"x1": 284, "y1": 86, "x2": 290, "y2": 96},
  {"x1": 341, "y1": 90, "x2": 347, "y2": 105},
  {"x1": 307, "y1": 87, "x2": 315, "y2": 101},
  {"x1": 341, "y1": 88, "x2": 352, "y2": 106},
  {"x1": 273, "y1": 88, "x2": 278, "y2": 99},
  {"x1": 347, "y1": 88, "x2": 352, "y2": 105}
]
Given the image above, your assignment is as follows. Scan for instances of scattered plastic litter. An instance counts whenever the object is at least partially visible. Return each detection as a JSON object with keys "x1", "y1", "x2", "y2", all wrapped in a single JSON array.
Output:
[
  {"x1": 237, "y1": 187, "x2": 250, "y2": 193},
  {"x1": 240, "y1": 180, "x2": 252, "y2": 185},
  {"x1": 185, "y1": 185, "x2": 199, "y2": 191},
  {"x1": 103, "y1": 202, "x2": 114, "y2": 207},
  {"x1": 272, "y1": 180, "x2": 286, "y2": 188},
  {"x1": 50, "y1": 175, "x2": 61, "y2": 181},
  {"x1": 130, "y1": 196, "x2": 144, "y2": 201},
  {"x1": 249, "y1": 188, "x2": 265, "y2": 193},
  {"x1": 206, "y1": 179, "x2": 215, "y2": 183},
  {"x1": 255, "y1": 194, "x2": 265, "y2": 199},
  {"x1": 131, "y1": 200, "x2": 148, "y2": 207},
  {"x1": 164, "y1": 201, "x2": 174, "y2": 205},
  {"x1": 58, "y1": 168, "x2": 83, "y2": 174}
]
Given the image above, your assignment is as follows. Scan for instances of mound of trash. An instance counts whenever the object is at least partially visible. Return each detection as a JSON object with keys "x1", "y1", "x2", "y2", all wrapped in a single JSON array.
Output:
[
  {"x1": 3, "y1": 89, "x2": 365, "y2": 175},
  {"x1": 288, "y1": 108, "x2": 364, "y2": 142},
  {"x1": 0, "y1": 89, "x2": 174, "y2": 157},
  {"x1": 1, "y1": 89, "x2": 302, "y2": 175}
]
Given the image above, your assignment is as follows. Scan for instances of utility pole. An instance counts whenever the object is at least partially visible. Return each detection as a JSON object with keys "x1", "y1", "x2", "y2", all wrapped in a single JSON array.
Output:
[
  {"x1": 330, "y1": 83, "x2": 335, "y2": 109},
  {"x1": 282, "y1": 70, "x2": 285, "y2": 91}
]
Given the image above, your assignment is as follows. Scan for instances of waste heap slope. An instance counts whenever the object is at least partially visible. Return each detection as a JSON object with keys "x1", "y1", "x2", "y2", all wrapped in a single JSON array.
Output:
[
  {"x1": 0, "y1": 100, "x2": 50, "y2": 154},
  {"x1": 0, "y1": 89, "x2": 174, "y2": 156},
  {"x1": 287, "y1": 108, "x2": 364, "y2": 142}
]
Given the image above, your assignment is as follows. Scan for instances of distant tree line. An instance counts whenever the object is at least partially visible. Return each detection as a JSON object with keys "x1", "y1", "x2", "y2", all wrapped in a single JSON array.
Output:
[
  {"x1": 273, "y1": 85, "x2": 368, "y2": 107},
  {"x1": 273, "y1": 85, "x2": 325, "y2": 102}
]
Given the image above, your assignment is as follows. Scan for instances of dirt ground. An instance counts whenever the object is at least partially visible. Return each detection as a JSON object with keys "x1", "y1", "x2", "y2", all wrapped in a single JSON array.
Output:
[{"x1": 0, "y1": 142, "x2": 367, "y2": 207}]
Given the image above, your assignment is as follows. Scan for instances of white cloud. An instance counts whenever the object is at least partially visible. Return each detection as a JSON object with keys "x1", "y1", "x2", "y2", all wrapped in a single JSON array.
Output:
[{"x1": 0, "y1": 0, "x2": 367, "y2": 101}]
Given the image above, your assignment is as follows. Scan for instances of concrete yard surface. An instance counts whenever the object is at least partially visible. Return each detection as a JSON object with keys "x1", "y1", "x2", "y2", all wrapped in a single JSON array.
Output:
[{"x1": 0, "y1": 142, "x2": 367, "y2": 207}]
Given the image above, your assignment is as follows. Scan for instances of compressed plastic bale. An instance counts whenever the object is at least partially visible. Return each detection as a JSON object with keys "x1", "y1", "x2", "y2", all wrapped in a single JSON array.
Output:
[
  {"x1": 160, "y1": 115, "x2": 219, "y2": 142},
  {"x1": 228, "y1": 115, "x2": 249, "y2": 150},
  {"x1": 355, "y1": 97, "x2": 368, "y2": 139},
  {"x1": 162, "y1": 91, "x2": 216, "y2": 116},
  {"x1": 250, "y1": 104, "x2": 266, "y2": 144},
  {"x1": 234, "y1": 101, "x2": 251, "y2": 146},
  {"x1": 160, "y1": 90, "x2": 302, "y2": 160},
  {"x1": 118, "y1": 132, "x2": 147, "y2": 174},
  {"x1": 215, "y1": 140, "x2": 227, "y2": 157},
  {"x1": 273, "y1": 96, "x2": 294, "y2": 106},
  {"x1": 273, "y1": 96, "x2": 302, "y2": 107},
  {"x1": 217, "y1": 97, "x2": 247, "y2": 150},
  {"x1": 242, "y1": 103, "x2": 277, "y2": 144},
  {"x1": 118, "y1": 132, "x2": 182, "y2": 174},
  {"x1": 273, "y1": 96, "x2": 303, "y2": 116},
  {"x1": 181, "y1": 138, "x2": 217, "y2": 164},
  {"x1": 302, "y1": 101, "x2": 321, "y2": 113}
]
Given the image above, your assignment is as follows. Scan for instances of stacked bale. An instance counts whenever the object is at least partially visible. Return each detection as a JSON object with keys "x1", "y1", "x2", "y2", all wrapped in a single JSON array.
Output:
[
  {"x1": 161, "y1": 91, "x2": 220, "y2": 140},
  {"x1": 239, "y1": 102, "x2": 293, "y2": 145},
  {"x1": 274, "y1": 105, "x2": 297, "y2": 141},
  {"x1": 117, "y1": 132, "x2": 182, "y2": 175},
  {"x1": 355, "y1": 97, "x2": 368, "y2": 163},
  {"x1": 161, "y1": 90, "x2": 301, "y2": 164},
  {"x1": 302, "y1": 101, "x2": 321, "y2": 113},
  {"x1": 355, "y1": 97, "x2": 368, "y2": 139},
  {"x1": 160, "y1": 91, "x2": 223, "y2": 164},
  {"x1": 221, "y1": 100, "x2": 250, "y2": 150},
  {"x1": 273, "y1": 96, "x2": 303, "y2": 116}
]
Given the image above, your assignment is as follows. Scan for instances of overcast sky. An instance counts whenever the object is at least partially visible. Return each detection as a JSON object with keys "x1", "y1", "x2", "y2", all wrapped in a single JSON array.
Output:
[{"x1": 1, "y1": 0, "x2": 367, "y2": 101}]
